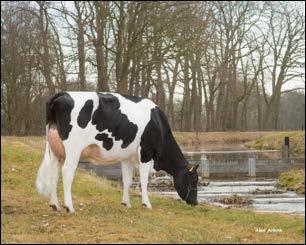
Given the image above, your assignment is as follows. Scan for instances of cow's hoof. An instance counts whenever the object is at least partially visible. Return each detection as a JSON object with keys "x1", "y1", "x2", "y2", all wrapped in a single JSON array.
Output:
[
  {"x1": 63, "y1": 206, "x2": 75, "y2": 214},
  {"x1": 121, "y1": 202, "x2": 131, "y2": 208},
  {"x1": 50, "y1": 204, "x2": 61, "y2": 212},
  {"x1": 142, "y1": 203, "x2": 152, "y2": 209}
]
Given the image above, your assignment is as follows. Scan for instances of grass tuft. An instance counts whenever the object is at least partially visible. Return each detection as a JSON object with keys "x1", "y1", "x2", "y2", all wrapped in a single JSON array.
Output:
[
  {"x1": 276, "y1": 169, "x2": 305, "y2": 194},
  {"x1": 215, "y1": 194, "x2": 253, "y2": 206}
]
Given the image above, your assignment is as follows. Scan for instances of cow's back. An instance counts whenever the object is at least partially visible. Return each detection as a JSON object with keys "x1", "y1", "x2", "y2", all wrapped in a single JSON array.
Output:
[{"x1": 47, "y1": 91, "x2": 156, "y2": 164}]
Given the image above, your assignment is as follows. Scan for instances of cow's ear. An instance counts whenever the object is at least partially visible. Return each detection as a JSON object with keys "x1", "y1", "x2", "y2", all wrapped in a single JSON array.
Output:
[
  {"x1": 187, "y1": 163, "x2": 194, "y2": 173},
  {"x1": 188, "y1": 163, "x2": 199, "y2": 173}
]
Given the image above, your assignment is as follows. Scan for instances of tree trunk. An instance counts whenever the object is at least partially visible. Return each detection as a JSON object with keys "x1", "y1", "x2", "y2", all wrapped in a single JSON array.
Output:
[
  {"x1": 154, "y1": 35, "x2": 165, "y2": 111},
  {"x1": 196, "y1": 53, "x2": 203, "y2": 132},
  {"x1": 255, "y1": 81, "x2": 262, "y2": 130},
  {"x1": 190, "y1": 55, "x2": 197, "y2": 132},
  {"x1": 38, "y1": 3, "x2": 55, "y2": 95},
  {"x1": 167, "y1": 56, "x2": 179, "y2": 128},
  {"x1": 76, "y1": 3, "x2": 86, "y2": 90},
  {"x1": 264, "y1": 92, "x2": 281, "y2": 130},
  {"x1": 95, "y1": 2, "x2": 109, "y2": 92},
  {"x1": 182, "y1": 55, "x2": 191, "y2": 131},
  {"x1": 240, "y1": 97, "x2": 248, "y2": 131}
]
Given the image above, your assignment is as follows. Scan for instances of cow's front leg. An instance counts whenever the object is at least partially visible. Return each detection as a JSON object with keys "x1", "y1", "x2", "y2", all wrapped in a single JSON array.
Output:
[
  {"x1": 139, "y1": 162, "x2": 152, "y2": 209},
  {"x1": 121, "y1": 161, "x2": 134, "y2": 208},
  {"x1": 62, "y1": 152, "x2": 80, "y2": 213}
]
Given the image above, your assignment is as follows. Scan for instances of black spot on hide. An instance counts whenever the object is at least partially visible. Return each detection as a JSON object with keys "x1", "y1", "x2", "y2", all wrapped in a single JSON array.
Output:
[
  {"x1": 95, "y1": 133, "x2": 113, "y2": 150},
  {"x1": 77, "y1": 99, "x2": 94, "y2": 128},
  {"x1": 92, "y1": 93, "x2": 138, "y2": 149}
]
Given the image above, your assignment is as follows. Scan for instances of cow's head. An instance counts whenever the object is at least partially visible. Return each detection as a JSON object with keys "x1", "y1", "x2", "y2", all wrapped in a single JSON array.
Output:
[{"x1": 173, "y1": 163, "x2": 199, "y2": 205}]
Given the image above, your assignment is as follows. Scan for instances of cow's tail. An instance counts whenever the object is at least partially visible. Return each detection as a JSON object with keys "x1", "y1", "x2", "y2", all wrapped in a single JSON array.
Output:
[
  {"x1": 36, "y1": 93, "x2": 64, "y2": 197},
  {"x1": 36, "y1": 125, "x2": 53, "y2": 197}
]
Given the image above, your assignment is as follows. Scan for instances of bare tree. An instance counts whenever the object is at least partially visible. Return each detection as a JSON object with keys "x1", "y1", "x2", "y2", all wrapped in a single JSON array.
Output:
[{"x1": 259, "y1": 2, "x2": 305, "y2": 130}]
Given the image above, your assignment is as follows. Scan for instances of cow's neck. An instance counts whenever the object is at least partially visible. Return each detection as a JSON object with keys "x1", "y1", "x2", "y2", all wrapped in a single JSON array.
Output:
[{"x1": 155, "y1": 132, "x2": 188, "y2": 176}]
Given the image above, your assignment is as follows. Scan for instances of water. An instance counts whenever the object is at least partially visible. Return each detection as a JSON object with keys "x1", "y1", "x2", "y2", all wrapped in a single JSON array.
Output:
[
  {"x1": 153, "y1": 179, "x2": 305, "y2": 215},
  {"x1": 79, "y1": 161, "x2": 121, "y2": 180},
  {"x1": 154, "y1": 145, "x2": 304, "y2": 215},
  {"x1": 183, "y1": 146, "x2": 304, "y2": 179},
  {"x1": 183, "y1": 143, "x2": 282, "y2": 160}
]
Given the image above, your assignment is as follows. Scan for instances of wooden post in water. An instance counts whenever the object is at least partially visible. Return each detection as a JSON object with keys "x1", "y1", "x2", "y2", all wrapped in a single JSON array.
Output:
[
  {"x1": 282, "y1": 136, "x2": 290, "y2": 159},
  {"x1": 202, "y1": 159, "x2": 210, "y2": 178},
  {"x1": 248, "y1": 158, "x2": 256, "y2": 177}
]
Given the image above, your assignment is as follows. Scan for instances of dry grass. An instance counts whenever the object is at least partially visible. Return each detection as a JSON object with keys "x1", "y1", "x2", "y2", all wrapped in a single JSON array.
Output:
[
  {"x1": 173, "y1": 131, "x2": 273, "y2": 146},
  {"x1": 245, "y1": 131, "x2": 305, "y2": 157},
  {"x1": 174, "y1": 131, "x2": 305, "y2": 157},
  {"x1": 1, "y1": 136, "x2": 305, "y2": 244}
]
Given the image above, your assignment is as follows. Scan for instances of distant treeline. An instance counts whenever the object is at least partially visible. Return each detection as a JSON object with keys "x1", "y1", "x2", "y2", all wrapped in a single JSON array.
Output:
[{"x1": 1, "y1": 1, "x2": 305, "y2": 135}]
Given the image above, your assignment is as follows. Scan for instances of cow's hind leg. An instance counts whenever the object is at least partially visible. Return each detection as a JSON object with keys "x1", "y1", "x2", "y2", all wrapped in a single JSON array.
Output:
[
  {"x1": 49, "y1": 150, "x2": 61, "y2": 211},
  {"x1": 62, "y1": 149, "x2": 81, "y2": 213},
  {"x1": 121, "y1": 161, "x2": 134, "y2": 208}
]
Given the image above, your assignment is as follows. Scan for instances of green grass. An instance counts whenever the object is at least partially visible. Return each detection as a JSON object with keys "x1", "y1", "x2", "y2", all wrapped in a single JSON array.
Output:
[
  {"x1": 276, "y1": 169, "x2": 305, "y2": 194},
  {"x1": 1, "y1": 136, "x2": 305, "y2": 243},
  {"x1": 245, "y1": 131, "x2": 305, "y2": 157}
]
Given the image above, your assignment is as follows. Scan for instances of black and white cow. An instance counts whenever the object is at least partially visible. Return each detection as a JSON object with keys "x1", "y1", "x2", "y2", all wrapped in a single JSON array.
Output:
[{"x1": 36, "y1": 92, "x2": 199, "y2": 213}]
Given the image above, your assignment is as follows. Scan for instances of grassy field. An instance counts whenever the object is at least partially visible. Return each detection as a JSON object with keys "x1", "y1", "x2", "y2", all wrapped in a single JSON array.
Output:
[
  {"x1": 276, "y1": 169, "x2": 305, "y2": 195},
  {"x1": 1, "y1": 136, "x2": 305, "y2": 244}
]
